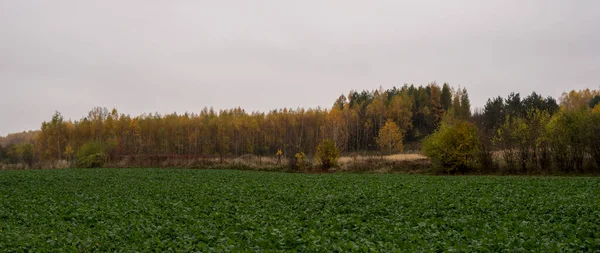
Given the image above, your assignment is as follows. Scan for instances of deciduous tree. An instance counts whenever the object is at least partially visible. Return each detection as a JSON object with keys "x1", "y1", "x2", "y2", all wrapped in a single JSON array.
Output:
[{"x1": 377, "y1": 120, "x2": 404, "y2": 155}]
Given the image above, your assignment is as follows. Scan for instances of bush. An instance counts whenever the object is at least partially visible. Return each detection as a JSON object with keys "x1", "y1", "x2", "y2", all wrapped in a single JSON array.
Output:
[
  {"x1": 76, "y1": 141, "x2": 107, "y2": 168},
  {"x1": 294, "y1": 152, "x2": 309, "y2": 171},
  {"x1": 20, "y1": 144, "x2": 35, "y2": 166},
  {"x1": 76, "y1": 141, "x2": 105, "y2": 158},
  {"x1": 316, "y1": 139, "x2": 340, "y2": 170},
  {"x1": 76, "y1": 153, "x2": 107, "y2": 168},
  {"x1": 422, "y1": 119, "x2": 479, "y2": 174}
]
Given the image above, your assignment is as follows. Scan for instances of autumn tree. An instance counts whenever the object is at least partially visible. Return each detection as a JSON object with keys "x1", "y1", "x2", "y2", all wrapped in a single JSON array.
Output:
[
  {"x1": 422, "y1": 117, "x2": 479, "y2": 174},
  {"x1": 0, "y1": 131, "x2": 38, "y2": 147},
  {"x1": 546, "y1": 110, "x2": 588, "y2": 172},
  {"x1": 64, "y1": 145, "x2": 74, "y2": 162},
  {"x1": 386, "y1": 93, "x2": 413, "y2": 131},
  {"x1": 428, "y1": 84, "x2": 444, "y2": 127},
  {"x1": 326, "y1": 107, "x2": 349, "y2": 152},
  {"x1": 332, "y1": 95, "x2": 347, "y2": 110},
  {"x1": 586, "y1": 109, "x2": 600, "y2": 169},
  {"x1": 316, "y1": 139, "x2": 339, "y2": 170},
  {"x1": 127, "y1": 118, "x2": 142, "y2": 154},
  {"x1": 38, "y1": 111, "x2": 68, "y2": 160},
  {"x1": 215, "y1": 115, "x2": 232, "y2": 163},
  {"x1": 366, "y1": 88, "x2": 387, "y2": 134},
  {"x1": 20, "y1": 144, "x2": 35, "y2": 166},
  {"x1": 560, "y1": 89, "x2": 600, "y2": 111},
  {"x1": 377, "y1": 120, "x2": 404, "y2": 155},
  {"x1": 452, "y1": 88, "x2": 462, "y2": 118},
  {"x1": 29, "y1": 83, "x2": 470, "y2": 167},
  {"x1": 494, "y1": 111, "x2": 552, "y2": 173}
]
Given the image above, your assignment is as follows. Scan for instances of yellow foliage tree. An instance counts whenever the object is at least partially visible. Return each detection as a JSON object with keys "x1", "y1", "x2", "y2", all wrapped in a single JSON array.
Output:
[
  {"x1": 560, "y1": 89, "x2": 600, "y2": 111},
  {"x1": 276, "y1": 149, "x2": 283, "y2": 165},
  {"x1": 422, "y1": 118, "x2": 479, "y2": 174},
  {"x1": 316, "y1": 139, "x2": 339, "y2": 169},
  {"x1": 64, "y1": 145, "x2": 74, "y2": 162},
  {"x1": 377, "y1": 120, "x2": 404, "y2": 155},
  {"x1": 387, "y1": 93, "x2": 413, "y2": 131},
  {"x1": 327, "y1": 107, "x2": 348, "y2": 151}
]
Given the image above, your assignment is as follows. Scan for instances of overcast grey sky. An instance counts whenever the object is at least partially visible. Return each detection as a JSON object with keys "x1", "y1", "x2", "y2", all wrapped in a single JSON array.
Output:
[{"x1": 1, "y1": 0, "x2": 599, "y2": 135}]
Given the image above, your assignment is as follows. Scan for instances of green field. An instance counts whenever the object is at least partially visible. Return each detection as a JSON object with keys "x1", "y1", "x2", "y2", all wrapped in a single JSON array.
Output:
[{"x1": 0, "y1": 169, "x2": 599, "y2": 251}]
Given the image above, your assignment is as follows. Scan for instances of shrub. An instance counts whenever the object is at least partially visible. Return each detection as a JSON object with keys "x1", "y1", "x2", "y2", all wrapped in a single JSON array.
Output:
[
  {"x1": 294, "y1": 152, "x2": 308, "y2": 171},
  {"x1": 20, "y1": 144, "x2": 35, "y2": 166},
  {"x1": 316, "y1": 139, "x2": 340, "y2": 170},
  {"x1": 76, "y1": 141, "x2": 107, "y2": 168},
  {"x1": 422, "y1": 119, "x2": 479, "y2": 174},
  {"x1": 76, "y1": 141, "x2": 105, "y2": 158},
  {"x1": 76, "y1": 153, "x2": 107, "y2": 168}
]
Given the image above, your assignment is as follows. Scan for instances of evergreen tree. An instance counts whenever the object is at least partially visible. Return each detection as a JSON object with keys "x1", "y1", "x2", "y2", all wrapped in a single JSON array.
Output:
[
  {"x1": 460, "y1": 88, "x2": 471, "y2": 119},
  {"x1": 589, "y1": 95, "x2": 600, "y2": 109},
  {"x1": 452, "y1": 88, "x2": 462, "y2": 117},
  {"x1": 440, "y1": 83, "x2": 452, "y2": 111},
  {"x1": 505, "y1": 92, "x2": 522, "y2": 118},
  {"x1": 333, "y1": 95, "x2": 347, "y2": 110},
  {"x1": 483, "y1": 96, "x2": 505, "y2": 132}
]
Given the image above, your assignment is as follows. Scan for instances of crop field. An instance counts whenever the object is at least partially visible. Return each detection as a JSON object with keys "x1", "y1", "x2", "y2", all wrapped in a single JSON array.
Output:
[{"x1": 0, "y1": 169, "x2": 599, "y2": 251}]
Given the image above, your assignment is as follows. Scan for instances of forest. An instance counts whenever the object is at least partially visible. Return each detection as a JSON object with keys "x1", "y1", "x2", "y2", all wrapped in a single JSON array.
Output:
[{"x1": 1, "y1": 84, "x2": 599, "y2": 174}]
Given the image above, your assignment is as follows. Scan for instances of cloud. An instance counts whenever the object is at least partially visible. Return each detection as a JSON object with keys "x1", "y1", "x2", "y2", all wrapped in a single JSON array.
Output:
[{"x1": 1, "y1": 0, "x2": 599, "y2": 135}]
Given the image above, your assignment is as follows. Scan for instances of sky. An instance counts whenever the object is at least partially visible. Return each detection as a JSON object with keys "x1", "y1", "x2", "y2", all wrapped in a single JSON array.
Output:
[{"x1": 1, "y1": 0, "x2": 599, "y2": 136}]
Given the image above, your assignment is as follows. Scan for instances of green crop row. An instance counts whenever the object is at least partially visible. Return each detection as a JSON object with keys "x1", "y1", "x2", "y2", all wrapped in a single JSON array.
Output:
[{"x1": 0, "y1": 169, "x2": 599, "y2": 251}]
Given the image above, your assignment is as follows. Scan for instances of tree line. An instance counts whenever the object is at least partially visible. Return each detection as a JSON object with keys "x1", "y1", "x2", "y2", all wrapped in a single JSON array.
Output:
[
  {"x1": 424, "y1": 88, "x2": 600, "y2": 174},
  {"x1": 2, "y1": 85, "x2": 599, "y2": 174},
  {"x1": 1, "y1": 83, "x2": 468, "y2": 167}
]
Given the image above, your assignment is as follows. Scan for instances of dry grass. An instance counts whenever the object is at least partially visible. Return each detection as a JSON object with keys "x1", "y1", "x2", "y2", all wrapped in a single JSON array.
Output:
[
  {"x1": 338, "y1": 153, "x2": 428, "y2": 164},
  {"x1": 384, "y1": 153, "x2": 428, "y2": 161},
  {"x1": 228, "y1": 153, "x2": 431, "y2": 173},
  {"x1": 336, "y1": 153, "x2": 431, "y2": 173},
  {"x1": 7, "y1": 153, "x2": 429, "y2": 173}
]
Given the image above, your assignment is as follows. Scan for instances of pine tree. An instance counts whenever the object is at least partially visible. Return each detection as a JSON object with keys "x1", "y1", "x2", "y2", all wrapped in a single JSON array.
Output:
[
  {"x1": 441, "y1": 83, "x2": 453, "y2": 111},
  {"x1": 452, "y1": 88, "x2": 462, "y2": 116},
  {"x1": 460, "y1": 88, "x2": 472, "y2": 119}
]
